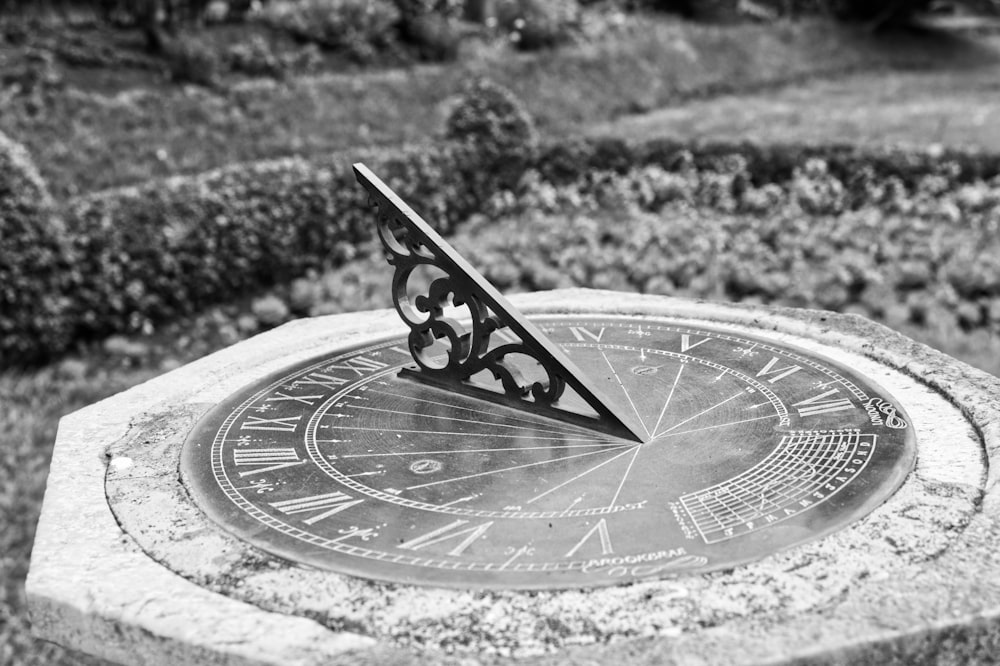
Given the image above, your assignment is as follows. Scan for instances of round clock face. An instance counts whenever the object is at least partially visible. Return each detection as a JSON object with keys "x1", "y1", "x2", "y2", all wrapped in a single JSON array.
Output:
[{"x1": 181, "y1": 315, "x2": 915, "y2": 590}]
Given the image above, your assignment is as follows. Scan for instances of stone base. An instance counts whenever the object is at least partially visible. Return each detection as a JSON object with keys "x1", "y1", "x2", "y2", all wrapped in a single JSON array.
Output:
[{"x1": 26, "y1": 290, "x2": 1000, "y2": 665}]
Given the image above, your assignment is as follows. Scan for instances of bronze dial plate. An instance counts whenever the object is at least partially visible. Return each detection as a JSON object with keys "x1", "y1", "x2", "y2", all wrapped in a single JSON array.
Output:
[{"x1": 180, "y1": 315, "x2": 916, "y2": 590}]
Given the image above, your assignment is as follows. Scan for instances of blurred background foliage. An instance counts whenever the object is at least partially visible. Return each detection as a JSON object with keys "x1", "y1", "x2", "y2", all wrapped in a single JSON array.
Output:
[{"x1": 1, "y1": 0, "x2": 998, "y2": 74}]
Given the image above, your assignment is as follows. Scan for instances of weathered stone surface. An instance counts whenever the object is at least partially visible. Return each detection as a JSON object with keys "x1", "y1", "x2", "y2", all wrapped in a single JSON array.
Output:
[{"x1": 26, "y1": 291, "x2": 1000, "y2": 665}]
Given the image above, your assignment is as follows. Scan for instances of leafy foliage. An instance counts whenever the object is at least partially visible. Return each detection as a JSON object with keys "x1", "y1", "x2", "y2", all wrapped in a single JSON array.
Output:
[
  {"x1": 163, "y1": 32, "x2": 221, "y2": 85},
  {"x1": 496, "y1": 0, "x2": 579, "y2": 51},
  {"x1": 41, "y1": 145, "x2": 481, "y2": 363},
  {"x1": 258, "y1": 0, "x2": 402, "y2": 62},
  {"x1": 444, "y1": 77, "x2": 539, "y2": 198},
  {"x1": 3, "y1": 131, "x2": 1000, "y2": 369},
  {"x1": 0, "y1": 131, "x2": 74, "y2": 368}
]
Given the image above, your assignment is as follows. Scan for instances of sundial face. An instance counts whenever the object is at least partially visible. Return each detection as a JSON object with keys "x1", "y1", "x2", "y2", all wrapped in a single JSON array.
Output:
[{"x1": 181, "y1": 315, "x2": 915, "y2": 590}]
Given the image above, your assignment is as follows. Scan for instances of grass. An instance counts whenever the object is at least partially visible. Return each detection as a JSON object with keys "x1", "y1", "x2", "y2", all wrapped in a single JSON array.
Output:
[
  {"x1": 589, "y1": 33, "x2": 1000, "y2": 150},
  {"x1": 1, "y1": 362, "x2": 160, "y2": 666},
  {"x1": 1, "y1": 17, "x2": 984, "y2": 197}
]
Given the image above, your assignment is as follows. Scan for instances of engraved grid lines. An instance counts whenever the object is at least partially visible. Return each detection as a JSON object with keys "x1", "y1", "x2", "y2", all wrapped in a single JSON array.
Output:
[{"x1": 679, "y1": 429, "x2": 877, "y2": 543}]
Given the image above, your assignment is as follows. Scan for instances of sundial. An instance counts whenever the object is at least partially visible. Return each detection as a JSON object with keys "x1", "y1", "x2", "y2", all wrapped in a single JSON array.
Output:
[
  {"x1": 26, "y1": 164, "x2": 1000, "y2": 665},
  {"x1": 180, "y1": 165, "x2": 915, "y2": 590}
]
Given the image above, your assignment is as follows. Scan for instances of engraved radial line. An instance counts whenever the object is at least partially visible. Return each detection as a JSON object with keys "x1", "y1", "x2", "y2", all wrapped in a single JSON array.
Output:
[
  {"x1": 367, "y1": 388, "x2": 600, "y2": 437},
  {"x1": 342, "y1": 444, "x2": 622, "y2": 458},
  {"x1": 652, "y1": 413, "x2": 779, "y2": 440},
  {"x1": 526, "y1": 446, "x2": 639, "y2": 505},
  {"x1": 651, "y1": 364, "x2": 685, "y2": 439},
  {"x1": 656, "y1": 391, "x2": 745, "y2": 438},
  {"x1": 600, "y1": 350, "x2": 651, "y2": 439},
  {"x1": 315, "y1": 428, "x2": 606, "y2": 441},
  {"x1": 606, "y1": 443, "x2": 643, "y2": 509},
  {"x1": 405, "y1": 447, "x2": 625, "y2": 490},
  {"x1": 342, "y1": 403, "x2": 584, "y2": 435}
]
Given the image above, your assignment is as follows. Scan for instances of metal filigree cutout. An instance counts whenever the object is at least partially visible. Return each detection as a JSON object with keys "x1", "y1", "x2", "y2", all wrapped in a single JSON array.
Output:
[{"x1": 353, "y1": 163, "x2": 646, "y2": 442}]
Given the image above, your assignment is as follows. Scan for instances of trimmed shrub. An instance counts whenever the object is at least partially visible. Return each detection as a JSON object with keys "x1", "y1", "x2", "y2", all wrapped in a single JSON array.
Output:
[
  {"x1": 445, "y1": 78, "x2": 538, "y2": 154},
  {"x1": 5, "y1": 132, "x2": 1000, "y2": 368},
  {"x1": 401, "y1": 12, "x2": 462, "y2": 61},
  {"x1": 54, "y1": 145, "x2": 476, "y2": 348},
  {"x1": 259, "y1": 0, "x2": 401, "y2": 62},
  {"x1": 226, "y1": 35, "x2": 288, "y2": 78},
  {"x1": 164, "y1": 33, "x2": 221, "y2": 86},
  {"x1": 496, "y1": 0, "x2": 579, "y2": 51},
  {"x1": 0, "y1": 131, "x2": 73, "y2": 367},
  {"x1": 444, "y1": 77, "x2": 539, "y2": 199}
]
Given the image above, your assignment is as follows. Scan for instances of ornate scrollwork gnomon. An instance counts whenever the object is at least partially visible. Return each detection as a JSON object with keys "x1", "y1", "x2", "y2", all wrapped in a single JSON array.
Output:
[{"x1": 353, "y1": 163, "x2": 646, "y2": 442}]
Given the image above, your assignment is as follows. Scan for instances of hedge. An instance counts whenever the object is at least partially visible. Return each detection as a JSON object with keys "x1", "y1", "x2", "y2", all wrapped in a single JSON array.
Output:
[
  {"x1": 4, "y1": 133, "x2": 1000, "y2": 368},
  {"x1": 55, "y1": 145, "x2": 484, "y2": 360},
  {"x1": 0, "y1": 131, "x2": 75, "y2": 367}
]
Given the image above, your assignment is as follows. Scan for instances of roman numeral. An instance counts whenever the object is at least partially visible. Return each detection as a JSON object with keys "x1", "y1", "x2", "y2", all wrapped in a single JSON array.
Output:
[
  {"x1": 397, "y1": 519, "x2": 493, "y2": 556},
  {"x1": 794, "y1": 389, "x2": 855, "y2": 417},
  {"x1": 565, "y1": 518, "x2": 613, "y2": 558},
  {"x1": 241, "y1": 415, "x2": 302, "y2": 432},
  {"x1": 296, "y1": 372, "x2": 348, "y2": 390},
  {"x1": 265, "y1": 392, "x2": 323, "y2": 406},
  {"x1": 756, "y1": 356, "x2": 802, "y2": 383},
  {"x1": 233, "y1": 448, "x2": 304, "y2": 477},
  {"x1": 326, "y1": 356, "x2": 389, "y2": 376},
  {"x1": 678, "y1": 334, "x2": 711, "y2": 352},
  {"x1": 270, "y1": 491, "x2": 364, "y2": 525},
  {"x1": 569, "y1": 326, "x2": 605, "y2": 342}
]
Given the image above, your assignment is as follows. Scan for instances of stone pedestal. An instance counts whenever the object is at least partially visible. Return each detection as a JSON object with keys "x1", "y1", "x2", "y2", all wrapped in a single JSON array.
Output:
[{"x1": 27, "y1": 290, "x2": 1000, "y2": 665}]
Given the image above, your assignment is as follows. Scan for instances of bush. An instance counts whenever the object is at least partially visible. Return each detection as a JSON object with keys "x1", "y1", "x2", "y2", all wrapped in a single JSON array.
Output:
[
  {"x1": 226, "y1": 35, "x2": 288, "y2": 78},
  {"x1": 444, "y1": 77, "x2": 539, "y2": 198},
  {"x1": 400, "y1": 12, "x2": 462, "y2": 60},
  {"x1": 827, "y1": 0, "x2": 931, "y2": 25},
  {"x1": 392, "y1": 0, "x2": 464, "y2": 20},
  {"x1": 164, "y1": 34, "x2": 221, "y2": 86},
  {"x1": 0, "y1": 131, "x2": 73, "y2": 367},
  {"x1": 496, "y1": 0, "x2": 579, "y2": 51},
  {"x1": 259, "y1": 0, "x2": 401, "y2": 61}
]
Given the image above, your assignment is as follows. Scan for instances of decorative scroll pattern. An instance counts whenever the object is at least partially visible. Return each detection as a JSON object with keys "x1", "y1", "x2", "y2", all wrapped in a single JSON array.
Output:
[
  {"x1": 352, "y1": 163, "x2": 647, "y2": 442},
  {"x1": 355, "y1": 168, "x2": 565, "y2": 405}
]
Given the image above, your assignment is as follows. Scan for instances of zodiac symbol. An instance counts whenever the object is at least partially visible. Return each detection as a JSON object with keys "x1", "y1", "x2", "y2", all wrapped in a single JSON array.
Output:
[
  {"x1": 410, "y1": 459, "x2": 443, "y2": 475},
  {"x1": 239, "y1": 479, "x2": 276, "y2": 494},
  {"x1": 864, "y1": 398, "x2": 908, "y2": 429}
]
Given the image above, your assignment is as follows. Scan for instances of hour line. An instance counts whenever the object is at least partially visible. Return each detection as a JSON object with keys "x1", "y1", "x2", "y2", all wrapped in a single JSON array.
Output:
[
  {"x1": 606, "y1": 443, "x2": 643, "y2": 509},
  {"x1": 439, "y1": 493, "x2": 480, "y2": 507},
  {"x1": 651, "y1": 364, "x2": 685, "y2": 438},
  {"x1": 342, "y1": 443, "x2": 624, "y2": 458},
  {"x1": 341, "y1": 403, "x2": 584, "y2": 436},
  {"x1": 405, "y1": 446, "x2": 626, "y2": 491},
  {"x1": 654, "y1": 391, "x2": 745, "y2": 438},
  {"x1": 527, "y1": 446, "x2": 638, "y2": 505},
  {"x1": 652, "y1": 413, "x2": 778, "y2": 440},
  {"x1": 500, "y1": 545, "x2": 533, "y2": 570},
  {"x1": 315, "y1": 427, "x2": 606, "y2": 442},
  {"x1": 367, "y1": 388, "x2": 599, "y2": 437},
  {"x1": 600, "y1": 350, "x2": 652, "y2": 439}
]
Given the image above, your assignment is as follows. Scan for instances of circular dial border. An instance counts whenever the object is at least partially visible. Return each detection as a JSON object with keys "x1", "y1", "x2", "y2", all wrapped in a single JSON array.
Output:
[{"x1": 181, "y1": 315, "x2": 916, "y2": 589}]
